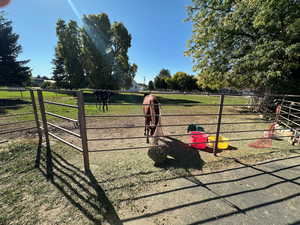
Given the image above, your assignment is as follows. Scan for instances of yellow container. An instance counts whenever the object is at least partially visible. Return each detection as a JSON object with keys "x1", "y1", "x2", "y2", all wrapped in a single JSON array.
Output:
[{"x1": 208, "y1": 135, "x2": 229, "y2": 149}]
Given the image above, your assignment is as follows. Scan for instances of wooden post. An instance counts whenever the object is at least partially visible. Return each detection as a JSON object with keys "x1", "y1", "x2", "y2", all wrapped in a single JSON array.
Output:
[
  {"x1": 214, "y1": 94, "x2": 225, "y2": 156},
  {"x1": 37, "y1": 90, "x2": 53, "y2": 180},
  {"x1": 30, "y1": 90, "x2": 43, "y2": 168},
  {"x1": 77, "y1": 91, "x2": 90, "y2": 173}
]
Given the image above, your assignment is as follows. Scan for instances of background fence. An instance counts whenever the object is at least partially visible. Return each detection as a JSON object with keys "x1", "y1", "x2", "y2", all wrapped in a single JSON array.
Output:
[{"x1": 1, "y1": 88, "x2": 300, "y2": 176}]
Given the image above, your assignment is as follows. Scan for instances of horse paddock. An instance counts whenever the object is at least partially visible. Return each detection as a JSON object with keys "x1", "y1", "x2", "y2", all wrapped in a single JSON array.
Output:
[{"x1": 1, "y1": 89, "x2": 300, "y2": 224}]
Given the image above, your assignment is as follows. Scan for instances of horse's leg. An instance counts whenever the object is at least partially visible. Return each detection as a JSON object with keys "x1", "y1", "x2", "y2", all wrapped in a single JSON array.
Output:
[
  {"x1": 146, "y1": 127, "x2": 149, "y2": 144},
  {"x1": 145, "y1": 116, "x2": 150, "y2": 143}
]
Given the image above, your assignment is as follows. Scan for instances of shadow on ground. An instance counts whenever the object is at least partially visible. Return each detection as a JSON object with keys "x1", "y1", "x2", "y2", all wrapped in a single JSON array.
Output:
[
  {"x1": 0, "y1": 99, "x2": 31, "y2": 114},
  {"x1": 38, "y1": 149, "x2": 122, "y2": 225},
  {"x1": 83, "y1": 93, "x2": 202, "y2": 105},
  {"x1": 119, "y1": 152, "x2": 300, "y2": 224},
  {"x1": 154, "y1": 136, "x2": 205, "y2": 170}
]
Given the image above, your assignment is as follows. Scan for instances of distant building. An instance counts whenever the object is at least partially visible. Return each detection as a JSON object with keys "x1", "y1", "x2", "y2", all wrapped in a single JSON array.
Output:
[
  {"x1": 31, "y1": 77, "x2": 55, "y2": 87},
  {"x1": 126, "y1": 80, "x2": 145, "y2": 92}
]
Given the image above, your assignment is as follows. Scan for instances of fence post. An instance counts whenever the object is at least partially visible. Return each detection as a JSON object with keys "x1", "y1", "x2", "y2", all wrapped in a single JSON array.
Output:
[
  {"x1": 37, "y1": 90, "x2": 53, "y2": 180},
  {"x1": 214, "y1": 94, "x2": 225, "y2": 156},
  {"x1": 287, "y1": 102, "x2": 292, "y2": 127},
  {"x1": 29, "y1": 90, "x2": 43, "y2": 168},
  {"x1": 77, "y1": 91, "x2": 90, "y2": 173}
]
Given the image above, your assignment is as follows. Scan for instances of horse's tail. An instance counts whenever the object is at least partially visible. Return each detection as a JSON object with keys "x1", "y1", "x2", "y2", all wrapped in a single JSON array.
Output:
[
  {"x1": 150, "y1": 99, "x2": 162, "y2": 138},
  {"x1": 149, "y1": 99, "x2": 156, "y2": 127}
]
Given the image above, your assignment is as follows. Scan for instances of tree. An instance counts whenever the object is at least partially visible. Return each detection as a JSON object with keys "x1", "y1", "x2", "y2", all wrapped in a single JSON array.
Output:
[
  {"x1": 82, "y1": 14, "x2": 135, "y2": 89},
  {"x1": 148, "y1": 80, "x2": 154, "y2": 90},
  {"x1": 153, "y1": 69, "x2": 171, "y2": 89},
  {"x1": 53, "y1": 13, "x2": 136, "y2": 90},
  {"x1": 186, "y1": 0, "x2": 300, "y2": 94},
  {"x1": 123, "y1": 63, "x2": 138, "y2": 89},
  {"x1": 55, "y1": 19, "x2": 85, "y2": 89},
  {"x1": 82, "y1": 13, "x2": 113, "y2": 89},
  {"x1": 158, "y1": 68, "x2": 171, "y2": 78},
  {"x1": 154, "y1": 76, "x2": 167, "y2": 89},
  {"x1": 52, "y1": 47, "x2": 69, "y2": 88},
  {"x1": 0, "y1": 13, "x2": 31, "y2": 86},
  {"x1": 172, "y1": 72, "x2": 198, "y2": 91}
]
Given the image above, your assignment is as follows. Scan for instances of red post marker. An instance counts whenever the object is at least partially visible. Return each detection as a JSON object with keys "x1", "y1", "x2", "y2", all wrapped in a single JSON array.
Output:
[{"x1": 0, "y1": 0, "x2": 11, "y2": 8}]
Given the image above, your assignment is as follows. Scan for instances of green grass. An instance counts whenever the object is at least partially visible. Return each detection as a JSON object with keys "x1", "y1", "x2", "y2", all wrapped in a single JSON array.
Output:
[
  {"x1": 0, "y1": 141, "x2": 108, "y2": 225},
  {"x1": 0, "y1": 90, "x2": 249, "y2": 123}
]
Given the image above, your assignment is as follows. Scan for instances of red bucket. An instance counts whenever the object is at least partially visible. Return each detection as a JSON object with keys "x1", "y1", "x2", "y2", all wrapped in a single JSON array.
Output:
[{"x1": 190, "y1": 131, "x2": 208, "y2": 149}]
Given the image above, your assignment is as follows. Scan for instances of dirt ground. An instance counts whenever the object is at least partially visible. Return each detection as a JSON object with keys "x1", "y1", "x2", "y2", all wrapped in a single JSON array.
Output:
[{"x1": 2, "y1": 103, "x2": 299, "y2": 225}]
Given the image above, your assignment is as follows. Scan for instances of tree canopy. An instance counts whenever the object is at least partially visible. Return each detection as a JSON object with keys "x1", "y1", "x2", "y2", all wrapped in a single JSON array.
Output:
[
  {"x1": 0, "y1": 12, "x2": 31, "y2": 86},
  {"x1": 186, "y1": 0, "x2": 300, "y2": 94},
  {"x1": 152, "y1": 69, "x2": 198, "y2": 91},
  {"x1": 52, "y1": 13, "x2": 137, "y2": 90}
]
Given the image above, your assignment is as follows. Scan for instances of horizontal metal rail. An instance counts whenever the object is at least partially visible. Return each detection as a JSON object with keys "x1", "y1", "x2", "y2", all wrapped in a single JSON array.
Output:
[
  {"x1": 0, "y1": 104, "x2": 30, "y2": 109},
  {"x1": 44, "y1": 100, "x2": 79, "y2": 109},
  {"x1": 46, "y1": 111, "x2": 78, "y2": 123},
  {"x1": 0, "y1": 120, "x2": 35, "y2": 127},
  {"x1": 280, "y1": 109, "x2": 300, "y2": 116},
  {"x1": 279, "y1": 115, "x2": 300, "y2": 127},
  {"x1": 40, "y1": 89, "x2": 78, "y2": 93},
  {"x1": 48, "y1": 132, "x2": 83, "y2": 152},
  {"x1": 86, "y1": 121, "x2": 271, "y2": 130},
  {"x1": 85, "y1": 103, "x2": 257, "y2": 107},
  {"x1": 87, "y1": 128, "x2": 287, "y2": 142},
  {"x1": 282, "y1": 110, "x2": 300, "y2": 119},
  {"x1": 0, "y1": 140, "x2": 8, "y2": 144},
  {"x1": 0, "y1": 127, "x2": 37, "y2": 135},
  {"x1": 278, "y1": 120, "x2": 295, "y2": 131},
  {"x1": 88, "y1": 135, "x2": 293, "y2": 152},
  {"x1": 283, "y1": 100, "x2": 300, "y2": 105},
  {"x1": 0, "y1": 88, "x2": 28, "y2": 91},
  {"x1": 288, "y1": 113, "x2": 300, "y2": 120},
  {"x1": 85, "y1": 112, "x2": 274, "y2": 118},
  {"x1": 47, "y1": 122, "x2": 81, "y2": 138},
  {"x1": 281, "y1": 105, "x2": 300, "y2": 112},
  {"x1": 0, "y1": 112, "x2": 32, "y2": 118}
]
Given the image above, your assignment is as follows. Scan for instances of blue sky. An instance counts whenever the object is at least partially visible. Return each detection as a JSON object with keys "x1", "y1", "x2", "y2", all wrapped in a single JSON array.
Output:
[{"x1": 3, "y1": 0, "x2": 194, "y2": 83}]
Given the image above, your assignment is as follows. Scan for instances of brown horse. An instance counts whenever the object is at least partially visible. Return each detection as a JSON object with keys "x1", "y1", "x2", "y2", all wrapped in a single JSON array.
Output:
[{"x1": 143, "y1": 94, "x2": 160, "y2": 144}]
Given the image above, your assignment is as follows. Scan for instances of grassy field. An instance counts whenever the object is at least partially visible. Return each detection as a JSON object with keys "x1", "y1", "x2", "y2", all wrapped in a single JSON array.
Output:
[
  {"x1": 0, "y1": 90, "x2": 249, "y2": 119},
  {"x1": 1, "y1": 90, "x2": 298, "y2": 224}
]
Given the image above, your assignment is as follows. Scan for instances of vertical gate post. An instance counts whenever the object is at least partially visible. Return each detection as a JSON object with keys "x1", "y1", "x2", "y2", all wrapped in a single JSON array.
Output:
[
  {"x1": 214, "y1": 94, "x2": 225, "y2": 156},
  {"x1": 37, "y1": 90, "x2": 53, "y2": 180},
  {"x1": 77, "y1": 91, "x2": 90, "y2": 173},
  {"x1": 29, "y1": 90, "x2": 43, "y2": 168},
  {"x1": 287, "y1": 102, "x2": 292, "y2": 127}
]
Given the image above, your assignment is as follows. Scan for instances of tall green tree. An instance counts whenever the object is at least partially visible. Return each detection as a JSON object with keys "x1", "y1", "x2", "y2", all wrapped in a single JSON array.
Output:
[
  {"x1": 172, "y1": 72, "x2": 198, "y2": 91},
  {"x1": 53, "y1": 13, "x2": 136, "y2": 90},
  {"x1": 186, "y1": 0, "x2": 300, "y2": 94},
  {"x1": 55, "y1": 19, "x2": 85, "y2": 89},
  {"x1": 148, "y1": 80, "x2": 154, "y2": 90},
  {"x1": 52, "y1": 47, "x2": 68, "y2": 88},
  {"x1": 153, "y1": 68, "x2": 171, "y2": 89},
  {"x1": 82, "y1": 14, "x2": 135, "y2": 89},
  {"x1": 0, "y1": 13, "x2": 31, "y2": 86},
  {"x1": 154, "y1": 76, "x2": 168, "y2": 89},
  {"x1": 158, "y1": 68, "x2": 171, "y2": 78},
  {"x1": 82, "y1": 13, "x2": 113, "y2": 89}
]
